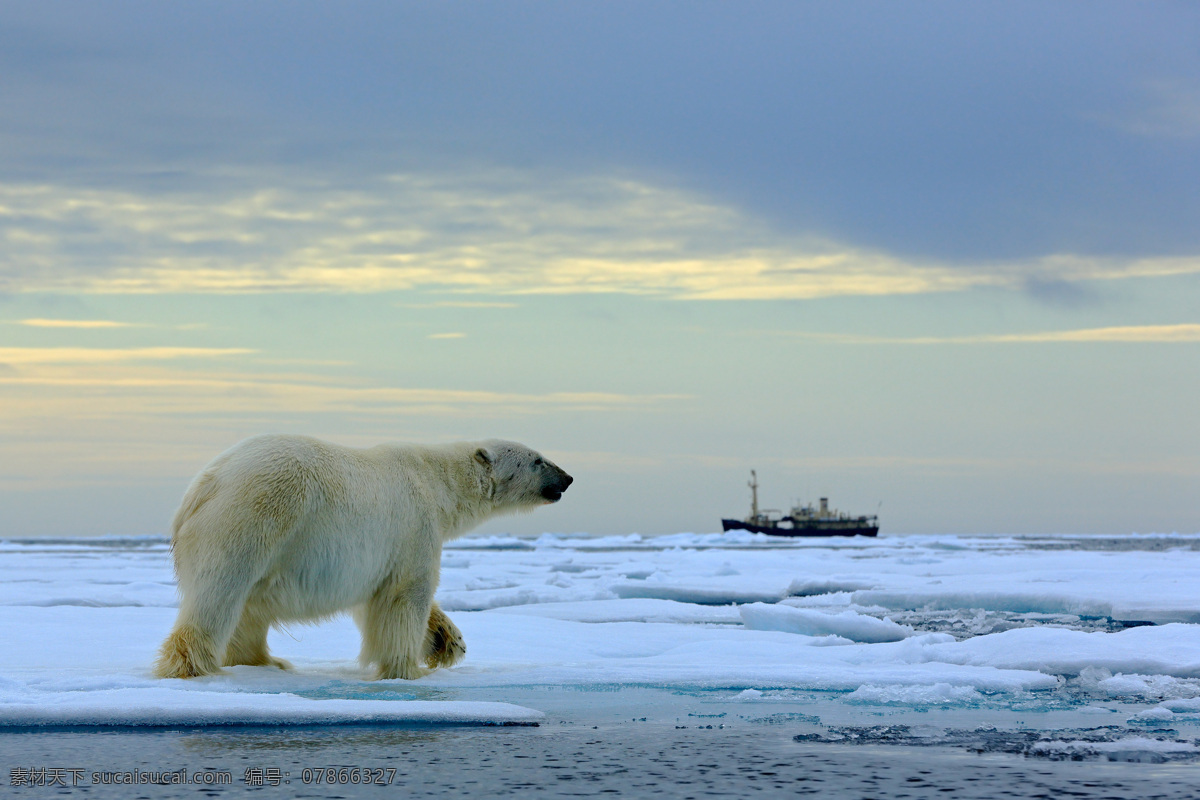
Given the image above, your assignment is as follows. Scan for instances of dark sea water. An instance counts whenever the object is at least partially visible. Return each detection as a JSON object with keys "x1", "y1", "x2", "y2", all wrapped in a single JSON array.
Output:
[{"x1": 3, "y1": 723, "x2": 1197, "y2": 799}]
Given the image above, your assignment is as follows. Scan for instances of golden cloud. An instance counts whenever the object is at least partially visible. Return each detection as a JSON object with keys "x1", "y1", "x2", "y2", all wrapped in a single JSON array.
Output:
[
  {"x1": 15, "y1": 319, "x2": 139, "y2": 328},
  {"x1": 0, "y1": 360, "x2": 685, "y2": 420},
  {"x1": 0, "y1": 347, "x2": 255, "y2": 365},
  {"x1": 0, "y1": 350, "x2": 686, "y2": 486},
  {"x1": 783, "y1": 323, "x2": 1200, "y2": 344},
  {"x1": 3, "y1": 172, "x2": 1197, "y2": 300}
]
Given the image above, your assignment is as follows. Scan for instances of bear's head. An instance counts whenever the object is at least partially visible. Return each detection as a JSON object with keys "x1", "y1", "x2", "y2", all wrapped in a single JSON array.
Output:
[{"x1": 474, "y1": 440, "x2": 573, "y2": 510}]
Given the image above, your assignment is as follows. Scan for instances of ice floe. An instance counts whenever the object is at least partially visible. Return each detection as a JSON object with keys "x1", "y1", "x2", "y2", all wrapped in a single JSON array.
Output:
[
  {"x1": 1, "y1": 532, "x2": 1199, "y2": 734},
  {"x1": 739, "y1": 603, "x2": 914, "y2": 643}
]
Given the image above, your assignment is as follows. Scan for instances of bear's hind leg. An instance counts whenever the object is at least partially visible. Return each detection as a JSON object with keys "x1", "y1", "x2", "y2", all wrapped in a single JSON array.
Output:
[
  {"x1": 155, "y1": 585, "x2": 256, "y2": 679},
  {"x1": 155, "y1": 587, "x2": 250, "y2": 679},
  {"x1": 223, "y1": 602, "x2": 292, "y2": 670},
  {"x1": 423, "y1": 602, "x2": 466, "y2": 669},
  {"x1": 155, "y1": 621, "x2": 221, "y2": 679},
  {"x1": 155, "y1": 539, "x2": 278, "y2": 679}
]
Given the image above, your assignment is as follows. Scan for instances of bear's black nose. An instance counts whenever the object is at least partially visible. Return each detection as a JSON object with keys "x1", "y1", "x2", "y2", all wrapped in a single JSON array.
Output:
[{"x1": 541, "y1": 470, "x2": 573, "y2": 503}]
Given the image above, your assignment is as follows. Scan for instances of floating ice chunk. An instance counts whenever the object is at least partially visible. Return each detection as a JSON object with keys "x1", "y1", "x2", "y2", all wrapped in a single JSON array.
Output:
[
  {"x1": 486, "y1": 599, "x2": 743, "y2": 625},
  {"x1": 549, "y1": 560, "x2": 594, "y2": 574},
  {"x1": 0, "y1": 687, "x2": 544, "y2": 728},
  {"x1": 1157, "y1": 697, "x2": 1200, "y2": 714},
  {"x1": 1095, "y1": 672, "x2": 1200, "y2": 699},
  {"x1": 610, "y1": 561, "x2": 659, "y2": 580},
  {"x1": 439, "y1": 587, "x2": 582, "y2": 611},
  {"x1": 922, "y1": 624, "x2": 1200, "y2": 679},
  {"x1": 808, "y1": 635, "x2": 857, "y2": 647},
  {"x1": 1129, "y1": 707, "x2": 1176, "y2": 723},
  {"x1": 530, "y1": 533, "x2": 643, "y2": 549},
  {"x1": 780, "y1": 593, "x2": 856, "y2": 608},
  {"x1": 1029, "y1": 737, "x2": 1198, "y2": 761},
  {"x1": 739, "y1": 603, "x2": 914, "y2": 643},
  {"x1": 464, "y1": 577, "x2": 520, "y2": 591},
  {"x1": 788, "y1": 578, "x2": 878, "y2": 597},
  {"x1": 444, "y1": 535, "x2": 534, "y2": 550},
  {"x1": 1131, "y1": 697, "x2": 1200, "y2": 723},
  {"x1": 845, "y1": 682, "x2": 984, "y2": 706},
  {"x1": 853, "y1": 590, "x2": 1115, "y2": 618},
  {"x1": 916, "y1": 538, "x2": 972, "y2": 550},
  {"x1": 651, "y1": 532, "x2": 741, "y2": 548},
  {"x1": 1090, "y1": 737, "x2": 1198, "y2": 754},
  {"x1": 612, "y1": 582, "x2": 787, "y2": 606},
  {"x1": 734, "y1": 689, "x2": 764, "y2": 700}
]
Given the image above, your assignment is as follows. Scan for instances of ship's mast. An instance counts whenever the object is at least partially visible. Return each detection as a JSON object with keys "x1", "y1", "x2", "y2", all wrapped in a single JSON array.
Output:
[{"x1": 748, "y1": 470, "x2": 759, "y2": 520}]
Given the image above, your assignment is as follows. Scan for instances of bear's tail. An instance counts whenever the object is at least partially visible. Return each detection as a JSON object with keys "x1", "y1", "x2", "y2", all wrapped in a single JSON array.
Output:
[{"x1": 171, "y1": 471, "x2": 219, "y2": 540}]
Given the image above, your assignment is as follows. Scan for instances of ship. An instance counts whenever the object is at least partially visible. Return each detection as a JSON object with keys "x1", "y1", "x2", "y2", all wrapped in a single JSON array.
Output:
[{"x1": 721, "y1": 471, "x2": 879, "y2": 537}]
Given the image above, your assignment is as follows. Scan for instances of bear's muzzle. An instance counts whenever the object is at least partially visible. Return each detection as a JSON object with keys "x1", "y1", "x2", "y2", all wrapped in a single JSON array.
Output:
[{"x1": 541, "y1": 469, "x2": 574, "y2": 503}]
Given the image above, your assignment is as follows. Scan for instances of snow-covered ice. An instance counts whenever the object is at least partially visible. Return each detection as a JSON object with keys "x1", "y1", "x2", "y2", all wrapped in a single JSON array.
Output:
[
  {"x1": 739, "y1": 602, "x2": 914, "y2": 642},
  {"x1": 1, "y1": 531, "x2": 1199, "y2": 749}
]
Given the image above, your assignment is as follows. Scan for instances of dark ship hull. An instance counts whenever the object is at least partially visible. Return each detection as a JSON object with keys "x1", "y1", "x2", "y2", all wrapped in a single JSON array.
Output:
[{"x1": 721, "y1": 518, "x2": 879, "y2": 538}]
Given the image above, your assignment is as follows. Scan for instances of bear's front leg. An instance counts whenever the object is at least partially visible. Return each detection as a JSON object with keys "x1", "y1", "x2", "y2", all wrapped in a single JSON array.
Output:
[
  {"x1": 356, "y1": 575, "x2": 436, "y2": 680},
  {"x1": 424, "y1": 601, "x2": 466, "y2": 669}
]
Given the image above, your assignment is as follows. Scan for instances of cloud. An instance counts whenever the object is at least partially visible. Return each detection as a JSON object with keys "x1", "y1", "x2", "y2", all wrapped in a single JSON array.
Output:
[
  {"x1": 397, "y1": 301, "x2": 518, "y2": 309},
  {"x1": 0, "y1": 347, "x2": 254, "y2": 365},
  {"x1": 0, "y1": 360, "x2": 685, "y2": 420},
  {"x1": 1111, "y1": 80, "x2": 1200, "y2": 140},
  {"x1": 13, "y1": 318, "x2": 139, "y2": 328},
  {"x1": 784, "y1": 323, "x2": 1200, "y2": 345},
  {"x1": 994, "y1": 324, "x2": 1200, "y2": 343},
  {"x1": 2, "y1": 172, "x2": 1198, "y2": 302},
  {"x1": 0, "y1": 347, "x2": 687, "y2": 487},
  {"x1": 428, "y1": 332, "x2": 467, "y2": 339}
]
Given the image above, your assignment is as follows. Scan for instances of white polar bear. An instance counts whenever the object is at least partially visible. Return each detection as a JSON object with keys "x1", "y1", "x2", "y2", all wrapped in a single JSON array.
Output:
[{"x1": 154, "y1": 434, "x2": 572, "y2": 680}]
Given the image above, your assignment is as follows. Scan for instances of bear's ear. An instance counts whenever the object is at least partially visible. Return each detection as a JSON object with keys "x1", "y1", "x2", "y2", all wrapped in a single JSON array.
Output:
[{"x1": 473, "y1": 447, "x2": 492, "y2": 468}]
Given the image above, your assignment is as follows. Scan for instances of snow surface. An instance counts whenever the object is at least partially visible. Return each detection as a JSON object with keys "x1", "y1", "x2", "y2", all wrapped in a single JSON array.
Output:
[{"x1": 1, "y1": 532, "x2": 1199, "y2": 731}]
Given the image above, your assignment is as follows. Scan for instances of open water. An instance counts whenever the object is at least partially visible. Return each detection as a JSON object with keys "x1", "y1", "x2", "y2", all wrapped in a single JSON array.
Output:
[{"x1": 3, "y1": 722, "x2": 1198, "y2": 799}]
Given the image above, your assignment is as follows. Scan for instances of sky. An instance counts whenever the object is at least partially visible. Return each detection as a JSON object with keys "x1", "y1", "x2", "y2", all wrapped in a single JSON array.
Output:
[{"x1": 1, "y1": 1, "x2": 1198, "y2": 537}]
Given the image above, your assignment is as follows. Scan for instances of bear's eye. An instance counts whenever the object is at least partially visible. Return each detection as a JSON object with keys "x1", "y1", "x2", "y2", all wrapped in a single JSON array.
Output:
[{"x1": 533, "y1": 458, "x2": 543, "y2": 467}]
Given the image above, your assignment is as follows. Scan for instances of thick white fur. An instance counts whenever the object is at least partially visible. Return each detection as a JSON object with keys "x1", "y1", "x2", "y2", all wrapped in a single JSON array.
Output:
[{"x1": 154, "y1": 434, "x2": 571, "y2": 680}]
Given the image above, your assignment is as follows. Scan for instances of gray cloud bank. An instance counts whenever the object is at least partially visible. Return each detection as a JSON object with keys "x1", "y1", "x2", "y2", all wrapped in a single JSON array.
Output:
[{"x1": 2, "y1": 0, "x2": 1198, "y2": 268}]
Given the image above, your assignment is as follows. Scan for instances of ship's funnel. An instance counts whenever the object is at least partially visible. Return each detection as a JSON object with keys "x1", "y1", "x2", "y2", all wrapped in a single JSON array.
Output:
[{"x1": 820, "y1": 497, "x2": 828, "y2": 515}]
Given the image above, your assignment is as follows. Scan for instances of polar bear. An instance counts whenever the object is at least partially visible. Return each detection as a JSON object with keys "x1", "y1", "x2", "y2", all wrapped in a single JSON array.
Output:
[{"x1": 153, "y1": 434, "x2": 572, "y2": 680}]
